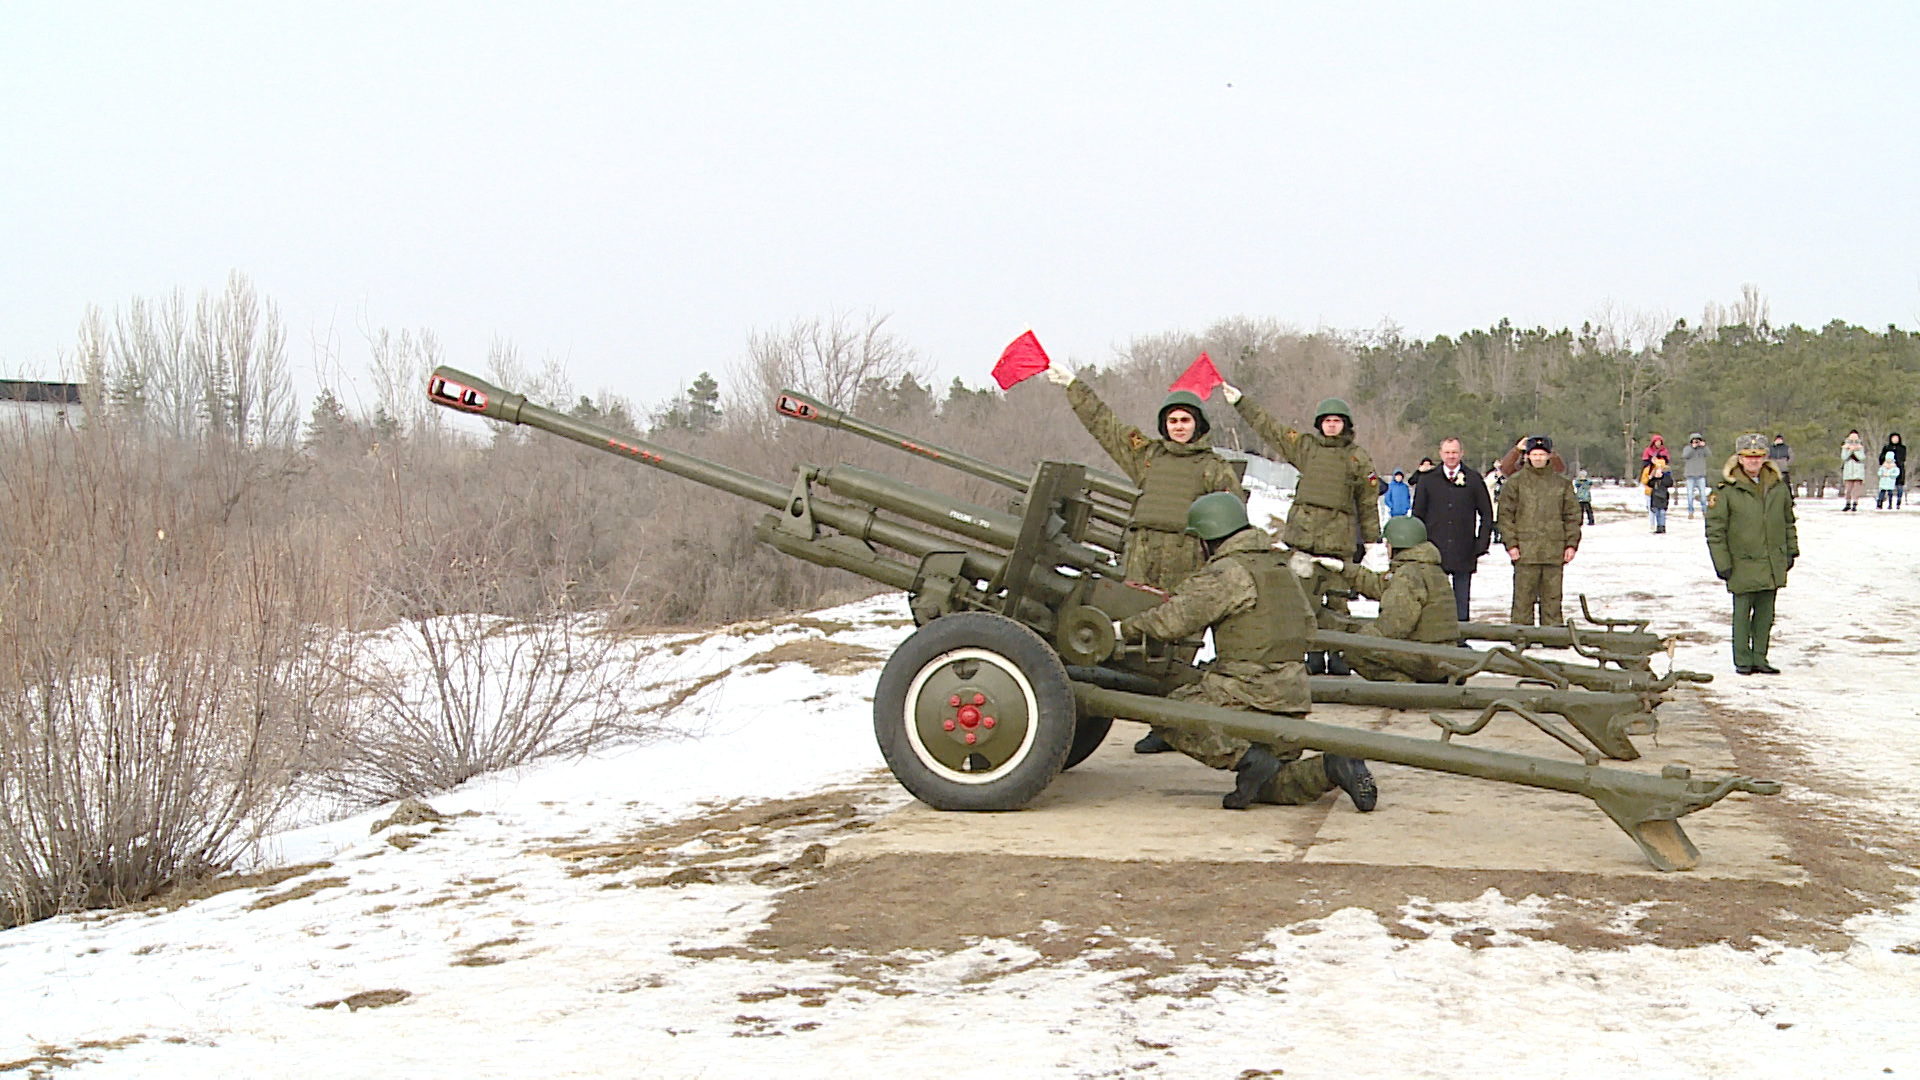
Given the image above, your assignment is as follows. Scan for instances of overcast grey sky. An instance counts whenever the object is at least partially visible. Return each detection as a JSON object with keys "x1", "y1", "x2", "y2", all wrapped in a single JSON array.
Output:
[{"x1": 3, "y1": 3, "x2": 1916, "y2": 407}]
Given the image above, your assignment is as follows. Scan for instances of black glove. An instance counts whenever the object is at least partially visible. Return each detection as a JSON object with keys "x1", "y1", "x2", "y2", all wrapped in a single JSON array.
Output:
[
  {"x1": 1715, "y1": 568, "x2": 1730, "y2": 581},
  {"x1": 1786, "y1": 558, "x2": 1795, "y2": 572}
]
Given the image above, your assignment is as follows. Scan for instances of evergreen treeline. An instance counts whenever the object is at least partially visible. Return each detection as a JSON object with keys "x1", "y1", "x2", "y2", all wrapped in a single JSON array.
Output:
[{"x1": 1354, "y1": 310, "x2": 1920, "y2": 483}]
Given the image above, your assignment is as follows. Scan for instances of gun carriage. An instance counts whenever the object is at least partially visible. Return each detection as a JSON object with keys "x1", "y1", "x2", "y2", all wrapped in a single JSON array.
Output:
[{"x1": 428, "y1": 368, "x2": 1776, "y2": 871}]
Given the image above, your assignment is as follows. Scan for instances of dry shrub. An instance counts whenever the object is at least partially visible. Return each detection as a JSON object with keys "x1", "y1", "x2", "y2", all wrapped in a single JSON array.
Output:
[{"x1": 0, "y1": 424, "x2": 355, "y2": 926}]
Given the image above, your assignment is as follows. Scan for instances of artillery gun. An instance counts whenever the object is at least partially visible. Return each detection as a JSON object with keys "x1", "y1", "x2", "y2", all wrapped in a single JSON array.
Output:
[{"x1": 427, "y1": 367, "x2": 1777, "y2": 871}]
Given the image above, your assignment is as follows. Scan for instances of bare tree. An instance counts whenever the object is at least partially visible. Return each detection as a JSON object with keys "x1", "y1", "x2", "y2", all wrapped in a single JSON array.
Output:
[
  {"x1": 1584, "y1": 301, "x2": 1682, "y2": 472},
  {"x1": 731, "y1": 310, "x2": 929, "y2": 426}
]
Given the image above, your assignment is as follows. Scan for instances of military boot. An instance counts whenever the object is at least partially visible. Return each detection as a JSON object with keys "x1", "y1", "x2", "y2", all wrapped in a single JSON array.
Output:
[
  {"x1": 1322, "y1": 754, "x2": 1378, "y2": 812},
  {"x1": 1133, "y1": 730, "x2": 1174, "y2": 754},
  {"x1": 1224, "y1": 747, "x2": 1284, "y2": 810},
  {"x1": 1325, "y1": 651, "x2": 1351, "y2": 676},
  {"x1": 1306, "y1": 651, "x2": 1328, "y2": 675}
]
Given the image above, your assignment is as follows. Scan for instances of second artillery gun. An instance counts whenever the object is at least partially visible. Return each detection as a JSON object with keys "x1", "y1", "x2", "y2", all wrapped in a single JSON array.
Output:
[{"x1": 427, "y1": 368, "x2": 1777, "y2": 871}]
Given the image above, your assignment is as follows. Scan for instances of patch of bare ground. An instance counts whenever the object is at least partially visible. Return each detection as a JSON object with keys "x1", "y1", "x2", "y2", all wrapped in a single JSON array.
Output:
[
  {"x1": 740, "y1": 638, "x2": 883, "y2": 676},
  {"x1": 0, "y1": 1036, "x2": 143, "y2": 1076},
  {"x1": 308, "y1": 989, "x2": 411, "y2": 1011},
  {"x1": 248, "y1": 876, "x2": 351, "y2": 911},
  {"x1": 538, "y1": 785, "x2": 896, "y2": 886},
  {"x1": 105, "y1": 862, "x2": 335, "y2": 917},
  {"x1": 450, "y1": 937, "x2": 520, "y2": 967},
  {"x1": 660, "y1": 693, "x2": 1916, "y2": 999}
]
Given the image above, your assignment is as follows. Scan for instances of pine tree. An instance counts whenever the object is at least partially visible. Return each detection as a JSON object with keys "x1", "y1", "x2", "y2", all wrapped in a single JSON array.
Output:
[
  {"x1": 303, "y1": 387, "x2": 355, "y2": 449},
  {"x1": 687, "y1": 372, "x2": 722, "y2": 433}
]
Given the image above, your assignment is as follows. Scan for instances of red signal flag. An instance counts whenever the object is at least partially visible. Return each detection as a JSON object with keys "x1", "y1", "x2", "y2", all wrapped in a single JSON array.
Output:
[
  {"x1": 1169, "y1": 352, "x2": 1224, "y2": 397},
  {"x1": 991, "y1": 330, "x2": 1052, "y2": 390}
]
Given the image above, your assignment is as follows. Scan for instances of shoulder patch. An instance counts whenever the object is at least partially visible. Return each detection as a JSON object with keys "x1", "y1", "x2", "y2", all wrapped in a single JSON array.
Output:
[{"x1": 1128, "y1": 432, "x2": 1150, "y2": 451}]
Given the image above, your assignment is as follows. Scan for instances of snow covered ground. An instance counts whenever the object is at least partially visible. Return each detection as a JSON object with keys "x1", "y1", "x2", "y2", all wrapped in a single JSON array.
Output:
[{"x1": 4, "y1": 483, "x2": 1919, "y2": 1078}]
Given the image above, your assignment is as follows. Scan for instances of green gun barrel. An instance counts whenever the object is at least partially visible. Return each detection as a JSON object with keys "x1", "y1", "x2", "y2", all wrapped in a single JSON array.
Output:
[
  {"x1": 773, "y1": 387, "x2": 1140, "y2": 526},
  {"x1": 427, "y1": 366, "x2": 1078, "y2": 604}
]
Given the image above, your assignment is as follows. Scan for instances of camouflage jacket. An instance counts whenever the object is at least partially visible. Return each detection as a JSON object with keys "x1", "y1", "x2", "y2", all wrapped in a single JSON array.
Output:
[
  {"x1": 1341, "y1": 542, "x2": 1460, "y2": 644},
  {"x1": 1065, "y1": 380, "x2": 1242, "y2": 528},
  {"x1": 1497, "y1": 464, "x2": 1582, "y2": 564},
  {"x1": 1118, "y1": 526, "x2": 1312, "y2": 714},
  {"x1": 1232, "y1": 395, "x2": 1380, "y2": 552}
]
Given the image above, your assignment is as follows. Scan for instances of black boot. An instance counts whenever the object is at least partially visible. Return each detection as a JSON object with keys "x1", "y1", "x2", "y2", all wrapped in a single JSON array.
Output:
[
  {"x1": 1753, "y1": 660, "x2": 1781, "y2": 674},
  {"x1": 1224, "y1": 747, "x2": 1284, "y2": 810},
  {"x1": 1306, "y1": 651, "x2": 1328, "y2": 675},
  {"x1": 1325, "y1": 651, "x2": 1351, "y2": 676},
  {"x1": 1322, "y1": 754, "x2": 1378, "y2": 812},
  {"x1": 1133, "y1": 730, "x2": 1174, "y2": 754}
]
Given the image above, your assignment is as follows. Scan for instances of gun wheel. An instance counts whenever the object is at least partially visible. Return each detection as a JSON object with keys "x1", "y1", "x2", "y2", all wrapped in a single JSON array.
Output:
[
  {"x1": 874, "y1": 613, "x2": 1076, "y2": 811},
  {"x1": 1063, "y1": 712, "x2": 1114, "y2": 771}
]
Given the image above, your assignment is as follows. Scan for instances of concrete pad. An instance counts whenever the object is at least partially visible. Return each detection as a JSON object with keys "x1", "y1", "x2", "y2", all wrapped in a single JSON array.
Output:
[{"x1": 833, "y1": 692, "x2": 1804, "y2": 882}]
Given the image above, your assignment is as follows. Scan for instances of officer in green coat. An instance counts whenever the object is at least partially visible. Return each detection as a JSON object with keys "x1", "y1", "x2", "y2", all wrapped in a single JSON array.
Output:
[
  {"x1": 1497, "y1": 435, "x2": 1581, "y2": 625},
  {"x1": 1043, "y1": 364, "x2": 1244, "y2": 589},
  {"x1": 1313, "y1": 516, "x2": 1462, "y2": 683},
  {"x1": 1705, "y1": 433, "x2": 1799, "y2": 675},
  {"x1": 1117, "y1": 493, "x2": 1378, "y2": 812}
]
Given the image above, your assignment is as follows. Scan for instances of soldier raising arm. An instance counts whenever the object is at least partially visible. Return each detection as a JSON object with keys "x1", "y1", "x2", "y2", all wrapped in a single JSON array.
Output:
[
  {"x1": 1044, "y1": 363, "x2": 1243, "y2": 590},
  {"x1": 1115, "y1": 492, "x2": 1378, "y2": 813}
]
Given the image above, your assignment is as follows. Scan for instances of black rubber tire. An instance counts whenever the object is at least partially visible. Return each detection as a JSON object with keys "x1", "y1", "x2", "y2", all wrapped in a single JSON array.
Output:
[
  {"x1": 873, "y1": 612, "x2": 1076, "y2": 811},
  {"x1": 1062, "y1": 712, "x2": 1115, "y2": 772}
]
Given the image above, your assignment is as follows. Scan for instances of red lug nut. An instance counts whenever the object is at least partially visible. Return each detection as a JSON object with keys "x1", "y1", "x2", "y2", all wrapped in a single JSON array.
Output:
[
  {"x1": 942, "y1": 719, "x2": 956, "y2": 732},
  {"x1": 982, "y1": 717, "x2": 995, "y2": 729},
  {"x1": 972, "y1": 693, "x2": 986, "y2": 706},
  {"x1": 956, "y1": 705, "x2": 981, "y2": 728},
  {"x1": 964, "y1": 731, "x2": 977, "y2": 744},
  {"x1": 949, "y1": 695, "x2": 961, "y2": 707}
]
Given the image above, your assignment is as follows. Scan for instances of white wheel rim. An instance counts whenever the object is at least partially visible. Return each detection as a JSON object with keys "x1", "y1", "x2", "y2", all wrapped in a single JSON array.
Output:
[{"x1": 901, "y1": 647, "x2": 1042, "y2": 785}]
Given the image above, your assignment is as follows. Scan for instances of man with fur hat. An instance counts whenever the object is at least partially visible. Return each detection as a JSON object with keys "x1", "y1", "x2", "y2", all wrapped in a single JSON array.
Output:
[
  {"x1": 1311, "y1": 515, "x2": 1461, "y2": 683},
  {"x1": 1046, "y1": 362, "x2": 1245, "y2": 754},
  {"x1": 1497, "y1": 435, "x2": 1581, "y2": 625},
  {"x1": 1705, "y1": 433, "x2": 1799, "y2": 675},
  {"x1": 1117, "y1": 492, "x2": 1378, "y2": 813},
  {"x1": 1213, "y1": 380, "x2": 1381, "y2": 674}
]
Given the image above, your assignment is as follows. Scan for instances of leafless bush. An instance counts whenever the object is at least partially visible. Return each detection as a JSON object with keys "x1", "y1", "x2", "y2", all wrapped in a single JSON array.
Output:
[
  {"x1": 307, "y1": 437, "x2": 656, "y2": 805},
  {"x1": 0, "y1": 424, "x2": 356, "y2": 926}
]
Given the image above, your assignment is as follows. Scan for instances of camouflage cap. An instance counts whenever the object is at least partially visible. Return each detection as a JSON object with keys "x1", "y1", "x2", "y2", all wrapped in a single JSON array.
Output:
[{"x1": 1735, "y1": 432, "x2": 1769, "y2": 456}]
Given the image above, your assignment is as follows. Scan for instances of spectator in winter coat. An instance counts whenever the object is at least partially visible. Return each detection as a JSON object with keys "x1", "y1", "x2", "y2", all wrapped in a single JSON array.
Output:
[
  {"x1": 1641, "y1": 456, "x2": 1674, "y2": 533},
  {"x1": 1840, "y1": 431, "x2": 1869, "y2": 511},
  {"x1": 1878, "y1": 453, "x2": 1900, "y2": 509},
  {"x1": 1768, "y1": 434, "x2": 1794, "y2": 493},
  {"x1": 1415, "y1": 457, "x2": 1436, "y2": 478},
  {"x1": 1382, "y1": 471, "x2": 1413, "y2": 517},
  {"x1": 1705, "y1": 433, "x2": 1798, "y2": 675},
  {"x1": 1573, "y1": 469, "x2": 1595, "y2": 526},
  {"x1": 1412, "y1": 436, "x2": 1495, "y2": 622},
  {"x1": 1681, "y1": 434, "x2": 1712, "y2": 518},
  {"x1": 1641, "y1": 433, "x2": 1668, "y2": 467},
  {"x1": 1880, "y1": 433, "x2": 1907, "y2": 508}
]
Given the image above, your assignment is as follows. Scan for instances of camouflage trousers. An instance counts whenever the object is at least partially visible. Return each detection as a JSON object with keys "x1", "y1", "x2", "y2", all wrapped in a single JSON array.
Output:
[
  {"x1": 1346, "y1": 648, "x2": 1458, "y2": 684},
  {"x1": 1160, "y1": 673, "x2": 1337, "y2": 806},
  {"x1": 1123, "y1": 527, "x2": 1210, "y2": 590},
  {"x1": 1511, "y1": 563, "x2": 1565, "y2": 626}
]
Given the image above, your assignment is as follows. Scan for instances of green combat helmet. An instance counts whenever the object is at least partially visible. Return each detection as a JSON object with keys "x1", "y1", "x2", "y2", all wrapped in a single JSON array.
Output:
[
  {"x1": 1383, "y1": 515, "x2": 1428, "y2": 549},
  {"x1": 1313, "y1": 397, "x2": 1354, "y2": 429},
  {"x1": 1185, "y1": 491, "x2": 1249, "y2": 540},
  {"x1": 1158, "y1": 390, "x2": 1212, "y2": 439}
]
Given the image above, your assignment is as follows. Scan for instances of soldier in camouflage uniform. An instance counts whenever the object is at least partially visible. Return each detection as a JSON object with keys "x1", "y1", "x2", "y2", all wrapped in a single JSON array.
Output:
[
  {"x1": 1044, "y1": 363, "x2": 1244, "y2": 588},
  {"x1": 1497, "y1": 435, "x2": 1582, "y2": 625},
  {"x1": 1314, "y1": 516, "x2": 1462, "y2": 683},
  {"x1": 1116, "y1": 492, "x2": 1378, "y2": 812},
  {"x1": 1044, "y1": 363, "x2": 1246, "y2": 755}
]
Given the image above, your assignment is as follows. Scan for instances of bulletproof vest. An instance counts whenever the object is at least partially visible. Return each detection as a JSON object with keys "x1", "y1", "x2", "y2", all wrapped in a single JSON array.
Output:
[
  {"x1": 1130, "y1": 448, "x2": 1216, "y2": 532},
  {"x1": 1292, "y1": 438, "x2": 1357, "y2": 512},
  {"x1": 1211, "y1": 551, "x2": 1312, "y2": 665},
  {"x1": 1408, "y1": 564, "x2": 1461, "y2": 643}
]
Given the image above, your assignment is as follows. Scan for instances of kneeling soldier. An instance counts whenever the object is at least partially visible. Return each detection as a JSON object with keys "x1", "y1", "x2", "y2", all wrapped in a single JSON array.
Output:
[
  {"x1": 1315, "y1": 516, "x2": 1462, "y2": 683},
  {"x1": 1116, "y1": 492, "x2": 1378, "y2": 812}
]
